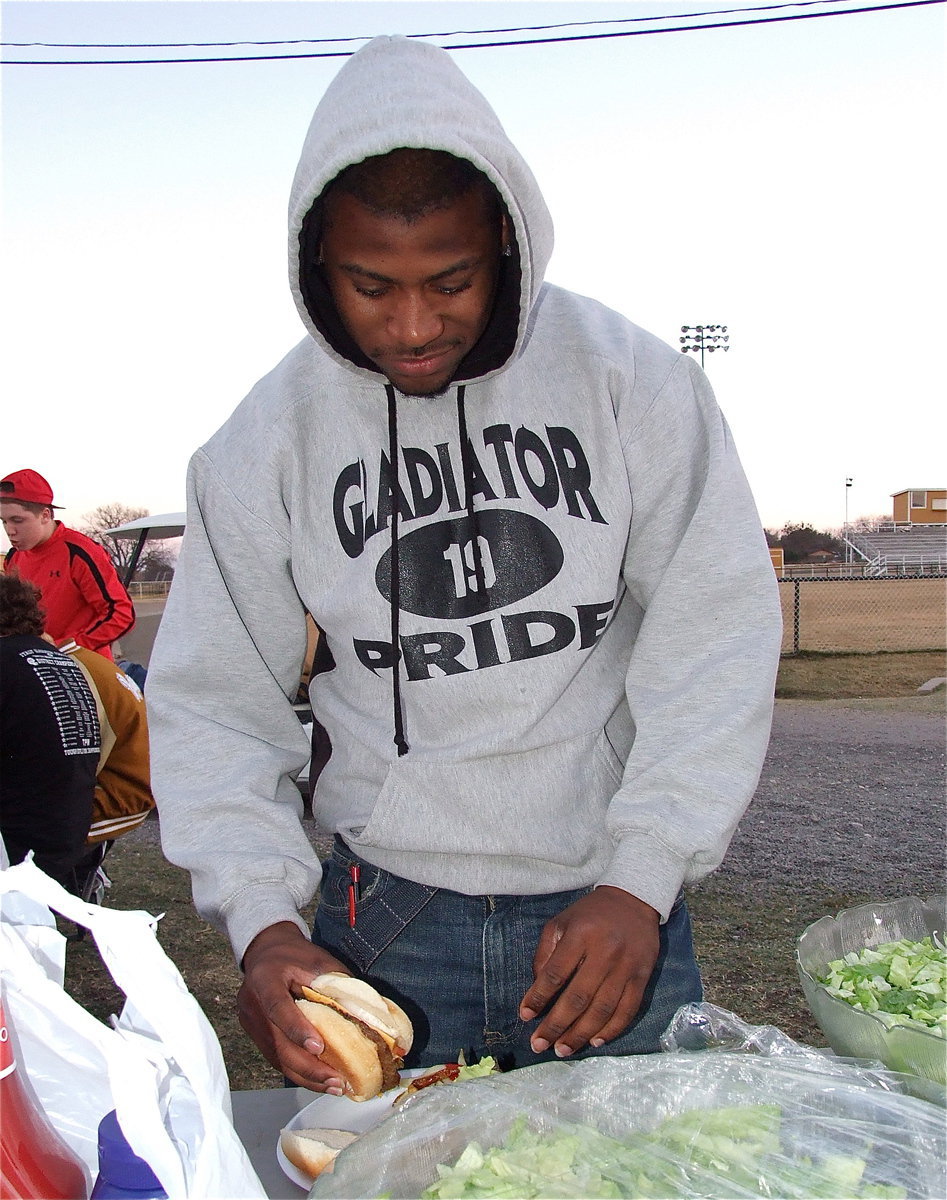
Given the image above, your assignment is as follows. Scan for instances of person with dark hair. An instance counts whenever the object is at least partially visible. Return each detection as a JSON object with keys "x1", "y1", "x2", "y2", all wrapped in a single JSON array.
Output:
[
  {"x1": 1, "y1": 468, "x2": 135, "y2": 661},
  {"x1": 0, "y1": 573, "x2": 100, "y2": 888},
  {"x1": 147, "y1": 38, "x2": 782, "y2": 1092}
]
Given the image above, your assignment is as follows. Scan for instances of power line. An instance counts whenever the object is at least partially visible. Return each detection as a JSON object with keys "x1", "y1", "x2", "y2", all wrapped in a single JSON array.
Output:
[
  {"x1": 0, "y1": 0, "x2": 876, "y2": 48},
  {"x1": 2, "y1": 0, "x2": 941, "y2": 65}
]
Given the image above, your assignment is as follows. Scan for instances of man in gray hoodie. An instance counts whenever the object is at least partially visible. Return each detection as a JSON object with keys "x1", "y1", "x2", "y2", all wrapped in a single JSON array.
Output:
[{"x1": 147, "y1": 36, "x2": 782, "y2": 1093}]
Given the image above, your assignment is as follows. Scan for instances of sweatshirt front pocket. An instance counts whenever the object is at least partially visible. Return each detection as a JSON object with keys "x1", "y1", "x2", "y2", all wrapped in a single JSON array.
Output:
[{"x1": 353, "y1": 727, "x2": 622, "y2": 872}]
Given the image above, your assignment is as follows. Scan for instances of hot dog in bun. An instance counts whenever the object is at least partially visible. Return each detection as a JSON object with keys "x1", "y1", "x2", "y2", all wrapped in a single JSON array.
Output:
[
  {"x1": 296, "y1": 971, "x2": 413, "y2": 1101},
  {"x1": 392, "y1": 1054, "x2": 499, "y2": 1105}
]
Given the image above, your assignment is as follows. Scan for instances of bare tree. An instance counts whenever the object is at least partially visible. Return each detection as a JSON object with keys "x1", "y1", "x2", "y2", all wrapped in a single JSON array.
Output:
[
  {"x1": 850, "y1": 513, "x2": 894, "y2": 533},
  {"x1": 81, "y1": 503, "x2": 148, "y2": 572},
  {"x1": 80, "y1": 502, "x2": 176, "y2": 581}
]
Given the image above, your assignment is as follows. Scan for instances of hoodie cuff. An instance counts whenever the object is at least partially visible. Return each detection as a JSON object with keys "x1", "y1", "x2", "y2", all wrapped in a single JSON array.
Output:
[
  {"x1": 597, "y1": 836, "x2": 691, "y2": 924},
  {"x1": 222, "y1": 888, "x2": 313, "y2": 968}
]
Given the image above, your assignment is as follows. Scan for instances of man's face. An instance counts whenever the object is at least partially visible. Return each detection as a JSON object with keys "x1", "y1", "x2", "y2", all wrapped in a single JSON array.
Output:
[
  {"x1": 320, "y1": 189, "x2": 505, "y2": 397},
  {"x1": 1, "y1": 501, "x2": 54, "y2": 550}
]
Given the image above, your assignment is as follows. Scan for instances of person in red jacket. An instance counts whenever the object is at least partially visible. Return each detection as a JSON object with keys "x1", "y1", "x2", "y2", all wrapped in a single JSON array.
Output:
[{"x1": 1, "y1": 469, "x2": 135, "y2": 661}]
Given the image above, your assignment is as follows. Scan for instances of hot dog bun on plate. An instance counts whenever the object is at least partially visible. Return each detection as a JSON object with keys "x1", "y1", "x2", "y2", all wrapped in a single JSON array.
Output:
[{"x1": 279, "y1": 1127, "x2": 357, "y2": 1180}]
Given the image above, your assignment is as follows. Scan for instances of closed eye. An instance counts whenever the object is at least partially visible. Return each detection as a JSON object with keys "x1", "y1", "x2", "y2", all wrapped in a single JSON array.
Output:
[
  {"x1": 355, "y1": 279, "x2": 474, "y2": 299},
  {"x1": 437, "y1": 280, "x2": 473, "y2": 296}
]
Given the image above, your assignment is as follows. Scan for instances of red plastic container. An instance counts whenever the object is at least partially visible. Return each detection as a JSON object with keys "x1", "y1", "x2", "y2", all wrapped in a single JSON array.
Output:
[{"x1": 0, "y1": 998, "x2": 89, "y2": 1199}]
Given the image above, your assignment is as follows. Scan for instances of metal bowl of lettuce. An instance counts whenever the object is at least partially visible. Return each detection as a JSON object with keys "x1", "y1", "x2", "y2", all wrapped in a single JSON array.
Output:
[{"x1": 796, "y1": 895, "x2": 946, "y2": 1085}]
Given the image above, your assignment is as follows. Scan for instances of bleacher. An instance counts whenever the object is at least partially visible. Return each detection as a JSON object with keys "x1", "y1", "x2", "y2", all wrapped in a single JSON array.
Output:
[{"x1": 845, "y1": 525, "x2": 947, "y2": 575}]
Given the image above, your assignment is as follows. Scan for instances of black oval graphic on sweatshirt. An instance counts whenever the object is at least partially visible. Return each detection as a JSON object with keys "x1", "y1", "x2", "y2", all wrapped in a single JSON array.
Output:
[{"x1": 375, "y1": 509, "x2": 564, "y2": 619}]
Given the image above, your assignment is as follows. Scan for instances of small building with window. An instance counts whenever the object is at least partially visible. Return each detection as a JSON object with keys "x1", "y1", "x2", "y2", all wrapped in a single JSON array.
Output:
[{"x1": 891, "y1": 488, "x2": 947, "y2": 525}]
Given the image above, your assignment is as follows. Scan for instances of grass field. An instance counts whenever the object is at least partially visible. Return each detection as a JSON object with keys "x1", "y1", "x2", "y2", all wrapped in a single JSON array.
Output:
[
  {"x1": 60, "y1": 651, "x2": 945, "y2": 1092},
  {"x1": 776, "y1": 648, "x2": 946, "y2": 699},
  {"x1": 778, "y1": 576, "x2": 946, "y2": 653}
]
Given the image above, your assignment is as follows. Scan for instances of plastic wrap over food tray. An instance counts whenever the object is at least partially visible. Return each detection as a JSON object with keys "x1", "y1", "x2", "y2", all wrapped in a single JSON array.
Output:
[{"x1": 310, "y1": 1049, "x2": 945, "y2": 1199}]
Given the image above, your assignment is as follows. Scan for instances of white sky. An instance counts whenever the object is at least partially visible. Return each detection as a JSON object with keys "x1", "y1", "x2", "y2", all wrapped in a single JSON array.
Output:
[{"x1": 2, "y1": 0, "x2": 944, "y2": 542}]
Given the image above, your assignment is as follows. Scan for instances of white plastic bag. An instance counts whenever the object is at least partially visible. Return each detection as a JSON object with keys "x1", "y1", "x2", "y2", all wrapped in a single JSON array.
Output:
[{"x1": 0, "y1": 857, "x2": 266, "y2": 1199}]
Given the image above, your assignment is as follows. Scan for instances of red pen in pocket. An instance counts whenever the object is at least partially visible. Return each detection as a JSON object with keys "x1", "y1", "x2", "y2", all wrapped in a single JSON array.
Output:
[{"x1": 348, "y1": 864, "x2": 360, "y2": 928}]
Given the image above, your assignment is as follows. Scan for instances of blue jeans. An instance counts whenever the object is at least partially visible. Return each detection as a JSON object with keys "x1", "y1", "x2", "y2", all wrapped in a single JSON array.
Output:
[{"x1": 313, "y1": 838, "x2": 702, "y2": 1070}]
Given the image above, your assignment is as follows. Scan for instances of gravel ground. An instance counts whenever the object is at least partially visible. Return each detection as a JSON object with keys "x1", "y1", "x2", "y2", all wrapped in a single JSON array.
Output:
[
  {"x1": 717, "y1": 699, "x2": 946, "y2": 897},
  {"x1": 133, "y1": 699, "x2": 946, "y2": 897}
]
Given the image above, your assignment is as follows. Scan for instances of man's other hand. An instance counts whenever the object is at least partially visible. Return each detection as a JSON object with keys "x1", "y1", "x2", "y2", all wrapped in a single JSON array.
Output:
[
  {"x1": 237, "y1": 921, "x2": 352, "y2": 1092},
  {"x1": 518, "y1": 886, "x2": 660, "y2": 1057}
]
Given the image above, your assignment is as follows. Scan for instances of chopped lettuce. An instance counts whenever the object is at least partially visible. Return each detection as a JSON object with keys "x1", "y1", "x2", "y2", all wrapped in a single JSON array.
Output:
[
  {"x1": 817, "y1": 935, "x2": 946, "y2": 1036},
  {"x1": 418, "y1": 1107, "x2": 906, "y2": 1199},
  {"x1": 456, "y1": 1055, "x2": 500, "y2": 1082}
]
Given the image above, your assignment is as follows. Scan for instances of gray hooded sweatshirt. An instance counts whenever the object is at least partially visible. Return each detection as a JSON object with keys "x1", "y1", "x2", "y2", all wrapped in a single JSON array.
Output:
[{"x1": 147, "y1": 36, "x2": 782, "y2": 966}]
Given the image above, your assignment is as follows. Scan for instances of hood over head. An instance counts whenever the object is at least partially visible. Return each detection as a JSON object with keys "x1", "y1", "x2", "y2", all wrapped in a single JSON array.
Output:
[{"x1": 288, "y1": 36, "x2": 554, "y2": 384}]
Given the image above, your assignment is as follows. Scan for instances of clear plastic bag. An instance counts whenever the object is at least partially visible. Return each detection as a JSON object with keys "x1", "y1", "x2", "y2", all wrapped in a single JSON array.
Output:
[
  {"x1": 663, "y1": 1000, "x2": 946, "y2": 1107},
  {"x1": 311, "y1": 1015, "x2": 945, "y2": 1199},
  {"x1": 660, "y1": 1000, "x2": 835, "y2": 1059}
]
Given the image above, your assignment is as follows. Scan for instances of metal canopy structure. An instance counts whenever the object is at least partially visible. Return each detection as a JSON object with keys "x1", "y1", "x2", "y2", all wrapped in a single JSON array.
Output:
[{"x1": 104, "y1": 511, "x2": 186, "y2": 586}]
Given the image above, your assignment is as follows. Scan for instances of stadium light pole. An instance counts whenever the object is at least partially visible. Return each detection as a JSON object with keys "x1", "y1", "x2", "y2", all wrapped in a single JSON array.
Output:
[
  {"x1": 845, "y1": 477, "x2": 853, "y2": 564},
  {"x1": 680, "y1": 324, "x2": 730, "y2": 369}
]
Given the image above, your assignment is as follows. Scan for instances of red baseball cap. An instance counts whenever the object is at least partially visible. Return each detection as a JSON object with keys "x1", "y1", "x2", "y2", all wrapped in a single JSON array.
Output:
[{"x1": 0, "y1": 469, "x2": 62, "y2": 508}]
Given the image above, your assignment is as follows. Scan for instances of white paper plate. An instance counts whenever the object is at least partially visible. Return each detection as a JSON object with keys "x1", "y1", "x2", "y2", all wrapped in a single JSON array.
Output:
[{"x1": 277, "y1": 1069, "x2": 425, "y2": 1190}]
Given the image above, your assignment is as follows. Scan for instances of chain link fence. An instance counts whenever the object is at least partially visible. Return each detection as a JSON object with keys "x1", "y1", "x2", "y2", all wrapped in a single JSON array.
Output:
[
  {"x1": 778, "y1": 575, "x2": 947, "y2": 654},
  {"x1": 128, "y1": 578, "x2": 944, "y2": 655}
]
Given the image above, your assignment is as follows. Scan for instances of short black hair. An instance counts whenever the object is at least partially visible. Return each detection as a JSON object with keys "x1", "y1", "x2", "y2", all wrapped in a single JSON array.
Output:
[
  {"x1": 323, "y1": 148, "x2": 502, "y2": 226},
  {"x1": 0, "y1": 572, "x2": 46, "y2": 638}
]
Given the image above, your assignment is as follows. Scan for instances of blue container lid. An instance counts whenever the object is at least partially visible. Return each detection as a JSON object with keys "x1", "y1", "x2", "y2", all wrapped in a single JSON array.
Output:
[{"x1": 96, "y1": 1110, "x2": 165, "y2": 1192}]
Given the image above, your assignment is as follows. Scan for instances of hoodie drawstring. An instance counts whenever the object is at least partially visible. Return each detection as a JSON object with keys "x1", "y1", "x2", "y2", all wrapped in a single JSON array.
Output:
[
  {"x1": 385, "y1": 383, "x2": 484, "y2": 758},
  {"x1": 455, "y1": 386, "x2": 486, "y2": 595},
  {"x1": 386, "y1": 383, "x2": 410, "y2": 757}
]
